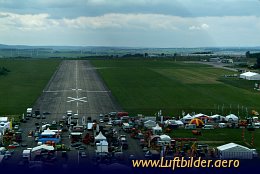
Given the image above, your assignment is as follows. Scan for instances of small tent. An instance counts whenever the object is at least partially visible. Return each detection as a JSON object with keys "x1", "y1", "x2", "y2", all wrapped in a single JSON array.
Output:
[
  {"x1": 183, "y1": 114, "x2": 193, "y2": 119},
  {"x1": 160, "y1": 134, "x2": 171, "y2": 141},
  {"x1": 225, "y1": 114, "x2": 238, "y2": 122},
  {"x1": 152, "y1": 124, "x2": 162, "y2": 135},
  {"x1": 181, "y1": 114, "x2": 193, "y2": 124},
  {"x1": 175, "y1": 120, "x2": 184, "y2": 127},
  {"x1": 158, "y1": 134, "x2": 171, "y2": 146},
  {"x1": 217, "y1": 143, "x2": 253, "y2": 159},
  {"x1": 95, "y1": 131, "x2": 107, "y2": 142}
]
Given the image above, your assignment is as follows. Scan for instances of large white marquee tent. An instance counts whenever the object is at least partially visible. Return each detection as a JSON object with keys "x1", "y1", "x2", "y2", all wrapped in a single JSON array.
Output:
[
  {"x1": 217, "y1": 143, "x2": 253, "y2": 159},
  {"x1": 240, "y1": 72, "x2": 260, "y2": 80}
]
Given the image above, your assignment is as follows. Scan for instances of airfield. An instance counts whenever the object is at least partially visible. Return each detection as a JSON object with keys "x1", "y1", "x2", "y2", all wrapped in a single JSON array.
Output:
[
  {"x1": 0, "y1": 58, "x2": 260, "y2": 172},
  {"x1": 34, "y1": 60, "x2": 121, "y2": 120}
]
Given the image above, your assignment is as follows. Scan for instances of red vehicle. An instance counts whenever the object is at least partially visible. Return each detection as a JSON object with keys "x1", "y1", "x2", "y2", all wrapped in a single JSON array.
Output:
[
  {"x1": 8, "y1": 142, "x2": 20, "y2": 149},
  {"x1": 117, "y1": 112, "x2": 129, "y2": 118}
]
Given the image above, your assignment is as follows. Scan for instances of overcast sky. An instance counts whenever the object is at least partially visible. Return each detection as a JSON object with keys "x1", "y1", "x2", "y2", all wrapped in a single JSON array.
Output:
[{"x1": 0, "y1": 0, "x2": 260, "y2": 47}]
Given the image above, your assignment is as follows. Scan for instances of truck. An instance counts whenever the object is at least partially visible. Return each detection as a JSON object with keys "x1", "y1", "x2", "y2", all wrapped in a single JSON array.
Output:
[{"x1": 26, "y1": 108, "x2": 32, "y2": 117}]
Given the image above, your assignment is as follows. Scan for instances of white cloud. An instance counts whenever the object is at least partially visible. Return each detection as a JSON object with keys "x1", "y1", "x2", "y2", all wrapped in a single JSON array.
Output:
[
  {"x1": 189, "y1": 23, "x2": 209, "y2": 30},
  {"x1": 60, "y1": 13, "x2": 181, "y2": 30},
  {"x1": 0, "y1": 12, "x2": 58, "y2": 31}
]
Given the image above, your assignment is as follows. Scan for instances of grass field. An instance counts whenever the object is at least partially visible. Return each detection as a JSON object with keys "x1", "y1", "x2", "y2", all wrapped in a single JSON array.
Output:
[
  {"x1": 168, "y1": 128, "x2": 260, "y2": 149},
  {"x1": 0, "y1": 59, "x2": 60, "y2": 115},
  {"x1": 91, "y1": 59, "x2": 260, "y2": 117}
]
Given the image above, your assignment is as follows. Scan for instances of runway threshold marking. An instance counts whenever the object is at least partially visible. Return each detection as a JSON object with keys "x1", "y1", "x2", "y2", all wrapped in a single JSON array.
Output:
[
  {"x1": 43, "y1": 90, "x2": 110, "y2": 93},
  {"x1": 67, "y1": 97, "x2": 87, "y2": 103}
]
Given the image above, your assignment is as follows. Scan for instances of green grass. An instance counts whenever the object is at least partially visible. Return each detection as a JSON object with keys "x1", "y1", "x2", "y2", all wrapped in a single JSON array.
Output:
[
  {"x1": 91, "y1": 59, "x2": 260, "y2": 116},
  {"x1": 168, "y1": 128, "x2": 260, "y2": 151},
  {"x1": 0, "y1": 59, "x2": 60, "y2": 115}
]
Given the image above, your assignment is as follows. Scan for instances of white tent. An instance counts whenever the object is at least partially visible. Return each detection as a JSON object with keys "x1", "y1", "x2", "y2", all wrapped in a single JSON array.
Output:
[
  {"x1": 144, "y1": 120, "x2": 156, "y2": 128},
  {"x1": 95, "y1": 131, "x2": 107, "y2": 141},
  {"x1": 217, "y1": 143, "x2": 253, "y2": 159},
  {"x1": 225, "y1": 114, "x2": 238, "y2": 122},
  {"x1": 96, "y1": 140, "x2": 108, "y2": 153},
  {"x1": 210, "y1": 114, "x2": 225, "y2": 122},
  {"x1": 32, "y1": 145, "x2": 54, "y2": 152},
  {"x1": 193, "y1": 113, "x2": 205, "y2": 118},
  {"x1": 183, "y1": 114, "x2": 193, "y2": 119},
  {"x1": 175, "y1": 120, "x2": 184, "y2": 127},
  {"x1": 210, "y1": 114, "x2": 222, "y2": 118},
  {"x1": 240, "y1": 72, "x2": 260, "y2": 80},
  {"x1": 159, "y1": 134, "x2": 171, "y2": 141},
  {"x1": 152, "y1": 124, "x2": 162, "y2": 135},
  {"x1": 181, "y1": 114, "x2": 193, "y2": 124}
]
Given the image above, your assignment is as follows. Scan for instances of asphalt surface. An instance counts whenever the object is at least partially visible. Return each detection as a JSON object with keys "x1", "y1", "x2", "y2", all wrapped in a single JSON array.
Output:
[{"x1": 34, "y1": 60, "x2": 121, "y2": 119}]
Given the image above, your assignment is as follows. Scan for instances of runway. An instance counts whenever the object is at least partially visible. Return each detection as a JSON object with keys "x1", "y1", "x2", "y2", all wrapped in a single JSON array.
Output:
[{"x1": 34, "y1": 60, "x2": 121, "y2": 121}]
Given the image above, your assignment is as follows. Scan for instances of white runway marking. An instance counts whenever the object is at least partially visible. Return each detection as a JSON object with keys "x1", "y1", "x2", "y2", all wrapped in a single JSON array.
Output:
[
  {"x1": 43, "y1": 90, "x2": 110, "y2": 93},
  {"x1": 67, "y1": 97, "x2": 87, "y2": 103}
]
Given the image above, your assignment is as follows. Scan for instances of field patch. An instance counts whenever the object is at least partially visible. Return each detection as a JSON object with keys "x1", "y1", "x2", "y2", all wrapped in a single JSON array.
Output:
[
  {"x1": 0, "y1": 59, "x2": 60, "y2": 115},
  {"x1": 153, "y1": 68, "x2": 230, "y2": 84},
  {"x1": 91, "y1": 59, "x2": 260, "y2": 116}
]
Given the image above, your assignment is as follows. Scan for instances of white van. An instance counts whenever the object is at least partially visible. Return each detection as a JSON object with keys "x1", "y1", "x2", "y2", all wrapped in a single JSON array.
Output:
[{"x1": 203, "y1": 125, "x2": 214, "y2": 129}]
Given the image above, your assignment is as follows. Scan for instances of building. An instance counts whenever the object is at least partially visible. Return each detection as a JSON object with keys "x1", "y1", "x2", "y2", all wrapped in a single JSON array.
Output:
[
  {"x1": 209, "y1": 58, "x2": 221, "y2": 62},
  {"x1": 240, "y1": 71, "x2": 260, "y2": 80}
]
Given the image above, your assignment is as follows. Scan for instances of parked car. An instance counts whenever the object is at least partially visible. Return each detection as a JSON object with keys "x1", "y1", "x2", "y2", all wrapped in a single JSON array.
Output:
[
  {"x1": 203, "y1": 125, "x2": 214, "y2": 129},
  {"x1": 8, "y1": 142, "x2": 20, "y2": 149},
  {"x1": 36, "y1": 115, "x2": 41, "y2": 119}
]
